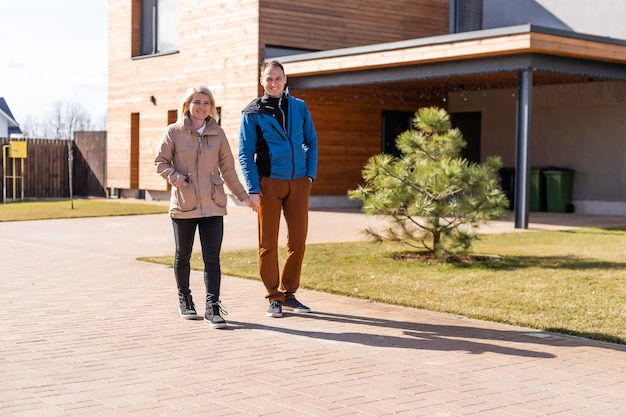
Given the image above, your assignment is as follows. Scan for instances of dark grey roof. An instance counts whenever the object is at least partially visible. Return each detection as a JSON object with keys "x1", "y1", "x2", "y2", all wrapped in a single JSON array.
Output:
[
  {"x1": 0, "y1": 97, "x2": 22, "y2": 135},
  {"x1": 279, "y1": 24, "x2": 626, "y2": 90},
  {"x1": 278, "y1": 24, "x2": 626, "y2": 63}
]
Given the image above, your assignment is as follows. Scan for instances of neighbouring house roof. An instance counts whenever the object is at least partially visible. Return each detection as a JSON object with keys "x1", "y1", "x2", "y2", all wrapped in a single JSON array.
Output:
[
  {"x1": 280, "y1": 24, "x2": 626, "y2": 93},
  {"x1": 0, "y1": 97, "x2": 22, "y2": 135}
]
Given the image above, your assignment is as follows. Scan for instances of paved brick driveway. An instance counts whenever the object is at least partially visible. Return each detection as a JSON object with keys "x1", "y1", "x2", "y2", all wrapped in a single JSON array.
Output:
[{"x1": 1, "y1": 207, "x2": 625, "y2": 416}]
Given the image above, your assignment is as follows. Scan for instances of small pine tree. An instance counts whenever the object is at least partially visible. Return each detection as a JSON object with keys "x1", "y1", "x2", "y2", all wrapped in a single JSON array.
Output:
[{"x1": 348, "y1": 107, "x2": 509, "y2": 260}]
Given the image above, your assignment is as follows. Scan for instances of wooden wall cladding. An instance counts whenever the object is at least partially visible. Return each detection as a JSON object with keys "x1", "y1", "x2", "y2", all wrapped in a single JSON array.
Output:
[
  {"x1": 293, "y1": 85, "x2": 435, "y2": 196},
  {"x1": 0, "y1": 133, "x2": 107, "y2": 200},
  {"x1": 260, "y1": 0, "x2": 449, "y2": 52},
  {"x1": 108, "y1": 0, "x2": 451, "y2": 196}
]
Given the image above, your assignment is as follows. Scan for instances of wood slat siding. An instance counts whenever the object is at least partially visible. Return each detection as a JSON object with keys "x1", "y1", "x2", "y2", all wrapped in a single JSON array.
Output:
[
  {"x1": 260, "y1": 0, "x2": 449, "y2": 52},
  {"x1": 0, "y1": 134, "x2": 107, "y2": 201},
  {"x1": 0, "y1": 138, "x2": 69, "y2": 199},
  {"x1": 261, "y1": 0, "x2": 448, "y2": 195},
  {"x1": 73, "y1": 132, "x2": 107, "y2": 197},
  {"x1": 108, "y1": 0, "x2": 261, "y2": 192},
  {"x1": 530, "y1": 33, "x2": 626, "y2": 64},
  {"x1": 108, "y1": 0, "x2": 451, "y2": 197},
  {"x1": 292, "y1": 86, "x2": 432, "y2": 195}
]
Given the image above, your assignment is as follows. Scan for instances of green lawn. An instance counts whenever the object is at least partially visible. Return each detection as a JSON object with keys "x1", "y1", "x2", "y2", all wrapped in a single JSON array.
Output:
[
  {"x1": 141, "y1": 227, "x2": 626, "y2": 345},
  {"x1": 0, "y1": 198, "x2": 167, "y2": 221}
]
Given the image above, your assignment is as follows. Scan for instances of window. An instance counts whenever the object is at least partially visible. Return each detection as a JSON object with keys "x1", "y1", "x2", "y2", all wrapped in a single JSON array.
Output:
[
  {"x1": 139, "y1": 0, "x2": 178, "y2": 56},
  {"x1": 381, "y1": 110, "x2": 414, "y2": 157},
  {"x1": 167, "y1": 110, "x2": 177, "y2": 125},
  {"x1": 130, "y1": 113, "x2": 140, "y2": 189},
  {"x1": 452, "y1": 0, "x2": 483, "y2": 33}
]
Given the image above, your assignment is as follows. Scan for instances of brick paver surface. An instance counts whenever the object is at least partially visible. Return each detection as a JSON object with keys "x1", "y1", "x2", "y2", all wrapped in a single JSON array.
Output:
[{"x1": 1, "y1": 207, "x2": 626, "y2": 416}]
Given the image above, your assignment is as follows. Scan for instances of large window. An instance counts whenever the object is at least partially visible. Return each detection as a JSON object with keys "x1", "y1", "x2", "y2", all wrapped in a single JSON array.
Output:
[
  {"x1": 452, "y1": 0, "x2": 483, "y2": 33},
  {"x1": 140, "y1": 0, "x2": 178, "y2": 56}
]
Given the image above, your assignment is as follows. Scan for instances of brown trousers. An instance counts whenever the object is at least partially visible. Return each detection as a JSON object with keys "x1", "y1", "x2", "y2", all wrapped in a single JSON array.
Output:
[{"x1": 258, "y1": 176, "x2": 312, "y2": 302}]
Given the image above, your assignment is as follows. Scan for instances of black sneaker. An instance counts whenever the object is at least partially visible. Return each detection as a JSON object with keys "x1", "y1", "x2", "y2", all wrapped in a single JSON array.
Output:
[
  {"x1": 266, "y1": 300, "x2": 283, "y2": 317},
  {"x1": 179, "y1": 294, "x2": 197, "y2": 319},
  {"x1": 283, "y1": 298, "x2": 311, "y2": 313},
  {"x1": 205, "y1": 301, "x2": 228, "y2": 329}
]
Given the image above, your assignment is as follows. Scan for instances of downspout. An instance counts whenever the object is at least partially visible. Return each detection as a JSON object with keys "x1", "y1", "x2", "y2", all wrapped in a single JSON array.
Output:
[{"x1": 514, "y1": 68, "x2": 533, "y2": 229}]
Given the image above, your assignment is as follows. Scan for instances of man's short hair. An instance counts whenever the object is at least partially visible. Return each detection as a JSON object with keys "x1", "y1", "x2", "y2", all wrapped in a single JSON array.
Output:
[{"x1": 261, "y1": 60, "x2": 285, "y2": 74}]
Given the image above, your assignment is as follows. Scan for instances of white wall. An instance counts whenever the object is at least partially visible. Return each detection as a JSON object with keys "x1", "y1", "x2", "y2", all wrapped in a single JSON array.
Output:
[
  {"x1": 448, "y1": 81, "x2": 626, "y2": 215},
  {"x1": 0, "y1": 117, "x2": 8, "y2": 138},
  {"x1": 483, "y1": 0, "x2": 626, "y2": 41}
]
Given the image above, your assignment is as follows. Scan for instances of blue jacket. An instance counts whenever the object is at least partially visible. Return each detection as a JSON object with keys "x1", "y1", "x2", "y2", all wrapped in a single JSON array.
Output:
[{"x1": 239, "y1": 93, "x2": 318, "y2": 194}]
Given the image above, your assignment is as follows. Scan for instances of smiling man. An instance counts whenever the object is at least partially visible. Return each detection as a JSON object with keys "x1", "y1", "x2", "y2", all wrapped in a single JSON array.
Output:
[{"x1": 238, "y1": 60, "x2": 319, "y2": 318}]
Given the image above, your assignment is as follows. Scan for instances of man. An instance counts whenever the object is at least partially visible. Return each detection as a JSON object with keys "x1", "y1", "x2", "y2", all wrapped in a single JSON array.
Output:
[{"x1": 239, "y1": 60, "x2": 318, "y2": 318}]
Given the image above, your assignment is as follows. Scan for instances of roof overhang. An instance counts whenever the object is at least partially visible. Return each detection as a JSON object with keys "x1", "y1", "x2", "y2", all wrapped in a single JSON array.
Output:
[
  {"x1": 278, "y1": 24, "x2": 626, "y2": 91},
  {"x1": 0, "y1": 109, "x2": 19, "y2": 128}
]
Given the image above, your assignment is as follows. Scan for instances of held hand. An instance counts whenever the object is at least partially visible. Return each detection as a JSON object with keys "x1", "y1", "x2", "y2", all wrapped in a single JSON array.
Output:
[
  {"x1": 245, "y1": 194, "x2": 261, "y2": 212},
  {"x1": 244, "y1": 199, "x2": 257, "y2": 212}
]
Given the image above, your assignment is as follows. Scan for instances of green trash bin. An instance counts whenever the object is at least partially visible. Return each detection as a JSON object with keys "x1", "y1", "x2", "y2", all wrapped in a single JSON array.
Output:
[
  {"x1": 543, "y1": 168, "x2": 574, "y2": 213},
  {"x1": 529, "y1": 168, "x2": 546, "y2": 212}
]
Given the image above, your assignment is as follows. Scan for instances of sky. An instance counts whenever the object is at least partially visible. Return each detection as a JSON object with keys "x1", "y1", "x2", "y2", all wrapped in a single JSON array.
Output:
[{"x1": 0, "y1": 0, "x2": 108, "y2": 127}]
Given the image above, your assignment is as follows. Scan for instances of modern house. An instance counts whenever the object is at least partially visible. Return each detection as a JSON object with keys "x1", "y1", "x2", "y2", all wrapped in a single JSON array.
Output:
[
  {"x1": 107, "y1": 0, "x2": 626, "y2": 226},
  {"x1": 0, "y1": 98, "x2": 22, "y2": 138}
]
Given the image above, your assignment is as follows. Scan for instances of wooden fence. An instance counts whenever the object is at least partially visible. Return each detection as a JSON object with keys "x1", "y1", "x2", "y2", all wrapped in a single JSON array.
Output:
[{"x1": 0, "y1": 132, "x2": 107, "y2": 202}]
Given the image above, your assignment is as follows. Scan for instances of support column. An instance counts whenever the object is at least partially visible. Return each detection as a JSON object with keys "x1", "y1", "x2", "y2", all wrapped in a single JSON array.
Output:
[{"x1": 514, "y1": 69, "x2": 533, "y2": 229}]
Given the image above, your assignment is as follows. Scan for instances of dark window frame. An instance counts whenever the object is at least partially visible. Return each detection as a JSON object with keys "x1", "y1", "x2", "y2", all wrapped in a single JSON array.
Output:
[
  {"x1": 451, "y1": 0, "x2": 483, "y2": 33},
  {"x1": 138, "y1": 0, "x2": 179, "y2": 57}
]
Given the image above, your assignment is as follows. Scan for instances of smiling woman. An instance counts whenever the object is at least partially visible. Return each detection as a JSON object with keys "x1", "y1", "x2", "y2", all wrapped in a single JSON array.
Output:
[
  {"x1": 154, "y1": 85, "x2": 257, "y2": 328},
  {"x1": 0, "y1": 0, "x2": 108, "y2": 127}
]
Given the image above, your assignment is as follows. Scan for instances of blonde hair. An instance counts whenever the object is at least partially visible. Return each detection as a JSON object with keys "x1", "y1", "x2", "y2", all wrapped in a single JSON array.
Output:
[{"x1": 177, "y1": 86, "x2": 219, "y2": 123}]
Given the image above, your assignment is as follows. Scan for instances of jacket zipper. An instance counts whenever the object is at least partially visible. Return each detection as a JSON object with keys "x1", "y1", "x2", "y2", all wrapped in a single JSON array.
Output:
[
  {"x1": 269, "y1": 123, "x2": 295, "y2": 176},
  {"x1": 192, "y1": 131, "x2": 201, "y2": 210},
  {"x1": 279, "y1": 97, "x2": 295, "y2": 178}
]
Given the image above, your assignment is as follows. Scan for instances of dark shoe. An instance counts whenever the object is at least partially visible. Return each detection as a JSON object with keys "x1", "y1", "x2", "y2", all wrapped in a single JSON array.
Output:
[
  {"x1": 283, "y1": 298, "x2": 311, "y2": 313},
  {"x1": 205, "y1": 301, "x2": 228, "y2": 329},
  {"x1": 266, "y1": 300, "x2": 283, "y2": 318},
  {"x1": 179, "y1": 294, "x2": 197, "y2": 319}
]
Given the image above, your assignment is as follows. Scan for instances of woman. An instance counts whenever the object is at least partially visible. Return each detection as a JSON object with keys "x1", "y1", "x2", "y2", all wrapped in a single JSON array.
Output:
[{"x1": 155, "y1": 86, "x2": 258, "y2": 328}]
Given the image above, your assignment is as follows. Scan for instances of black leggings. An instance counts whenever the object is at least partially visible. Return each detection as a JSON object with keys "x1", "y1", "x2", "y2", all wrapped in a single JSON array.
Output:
[{"x1": 171, "y1": 216, "x2": 224, "y2": 303}]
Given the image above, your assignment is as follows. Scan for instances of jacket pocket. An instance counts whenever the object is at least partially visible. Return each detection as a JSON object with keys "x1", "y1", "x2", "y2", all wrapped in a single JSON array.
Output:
[
  {"x1": 173, "y1": 184, "x2": 199, "y2": 212},
  {"x1": 211, "y1": 174, "x2": 227, "y2": 208}
]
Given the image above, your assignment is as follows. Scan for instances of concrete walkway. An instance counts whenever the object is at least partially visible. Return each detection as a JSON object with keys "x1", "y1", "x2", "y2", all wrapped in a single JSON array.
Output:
[{"x1": 1, "y1": 207, "x2": 626, "y2": 416}]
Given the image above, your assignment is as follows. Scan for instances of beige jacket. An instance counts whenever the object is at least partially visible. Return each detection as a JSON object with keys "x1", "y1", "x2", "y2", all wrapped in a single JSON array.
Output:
[{"x1": 155, "y1": 115, "x2": 249, "y2": 218}]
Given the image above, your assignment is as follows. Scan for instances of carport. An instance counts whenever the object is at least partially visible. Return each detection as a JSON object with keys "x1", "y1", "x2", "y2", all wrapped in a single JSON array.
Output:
[{"x1": 279, "y1": 24, "x2": 626, "y2": 228}]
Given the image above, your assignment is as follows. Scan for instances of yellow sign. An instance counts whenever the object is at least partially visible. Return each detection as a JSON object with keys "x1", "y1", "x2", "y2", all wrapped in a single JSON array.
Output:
[{"x1": 9, "y1": 141, "x2": 27, "y2": 158}]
